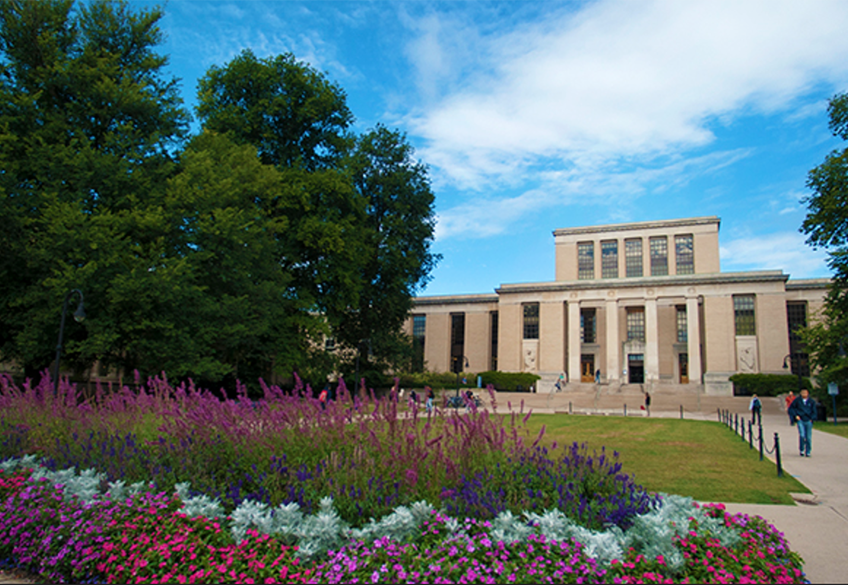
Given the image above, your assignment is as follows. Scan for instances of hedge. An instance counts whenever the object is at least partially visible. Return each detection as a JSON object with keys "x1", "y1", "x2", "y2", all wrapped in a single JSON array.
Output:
[
  {"x1": 395, "y1": 371, "x2": 541, "y2": 392},
  {"x1": 729, "y1": 373, "x2": 811, "y2": 397}
]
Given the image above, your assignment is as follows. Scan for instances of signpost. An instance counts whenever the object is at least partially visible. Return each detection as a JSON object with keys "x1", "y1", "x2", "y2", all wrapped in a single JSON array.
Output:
[{"x1": 828, "y1": 382, "x2": 839, "y2": 426}]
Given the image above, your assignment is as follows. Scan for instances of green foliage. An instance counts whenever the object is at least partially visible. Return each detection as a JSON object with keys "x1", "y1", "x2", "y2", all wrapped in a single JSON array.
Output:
[
  {"x1": 478, "y1": 371, "x2": 542, "y2": 391},
  {"x1": 728, "y1": 373, "x2": 811, "y2": 396},
  {"x1": 801, "y1": 90, "x2": 848, "y2": 410},
  {"x1": 0, "y1": 0, "x2": 189, "y2": 377},
  {"x1": 334, "y1": 125, "x2": 440, "y2": 376},
  {"x1": 394, "y1": 371, "x2": 542, "y2": 391}
]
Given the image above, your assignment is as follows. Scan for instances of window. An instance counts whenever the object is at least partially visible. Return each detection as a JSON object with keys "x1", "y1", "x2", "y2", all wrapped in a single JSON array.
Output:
[
  {"x1": 580, "y1": 308, "x2": 596, "y2": 343},
  {"x1": 626, "y1": 308, "x2": 645, "y2": 342},
  {"x1": 786, "y1": 302, "x2": 809, "y2": 377},
  {"x1": 625, "y1": 238, "x2": 643, "y2": 277},
  {"x1": 676, "y1": 306, "x2": 687, "y2": 342},
  {"x1": 734, "y1": 295, "x2": 756, "y2": 336},
  {"x1": 675, "y1": 234, "x2": 694, "y2": 275},
  {"x1": 490, "y1": 311, "x2": 499, "y2": 371},
  {"x1": 324, "y1": 337, "x2": 336, "y2": 351},
  {"x1": 523, "y1": 303, "x2": 539, "y2": 340},
  {"x1": 412, "y1": 314, "x2": 426, "y2": 372},
  {"x1": 578, "y1": 242, "x2": 594, "y2": 280},
  {"x1": 650, "y1": 237, "x2": 668, "y2": 276},
  {"x1": 601, "y1": 240, "x2": 618, "y2": 278},
  {"x1": 450, "y1": 313, "x2": 465, "y2": 373}
]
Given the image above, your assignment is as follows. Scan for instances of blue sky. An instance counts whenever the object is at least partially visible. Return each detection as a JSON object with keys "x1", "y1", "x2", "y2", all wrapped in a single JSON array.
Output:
[{"x1": 133, "y1": 0, "x2": 848, "y2": 295}]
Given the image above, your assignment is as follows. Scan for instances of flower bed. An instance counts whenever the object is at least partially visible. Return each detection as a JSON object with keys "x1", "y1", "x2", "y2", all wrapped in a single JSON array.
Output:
[{"x1": 0, "y1": 373, "x2": 808, "y2": 583}]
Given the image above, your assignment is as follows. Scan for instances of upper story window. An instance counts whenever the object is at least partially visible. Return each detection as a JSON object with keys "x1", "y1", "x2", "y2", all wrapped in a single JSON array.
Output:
[
  {"x1": 490, "y1": 311, "x2": 499, "y2": 371},
  {"x1": 450, "y1": 313, "x2": 466, "y2": 372},
  {"x1": 625, "y1": 238, "x2": 643, "y2": 277},
  {"x1": 412, "y1": 314, "x2": 426, "y2": 372},
  {"x1": 676, "y1": 306, "x2": 687, "y2": 342},
  {"x1": 412, "y1": 314, "x2": 426, "y2": 339},
  {"x1": 581, "y1": 308, "x2": 596, "y2": 343},
  {"x1": 650, "y1": 236, "x2": 668, "y2": 276},
  {"x1": 523, "y1": 303, "x2": 539, "y2": 339},
  {"x1": 675, "y1": 234, "x2": 694, "y2": 275},
  {"x1": 734, "y1": 295, "x2": 756, "y2": 336},
  {"x1": 578, "y1": 242, "x2": 594, "y2": 280},
  {"x1": 601, "y1": 240, "x2": 618, "y2": 279},
  {"x1": 626, "y1": 308, "x2": 645, "y2": 342}
]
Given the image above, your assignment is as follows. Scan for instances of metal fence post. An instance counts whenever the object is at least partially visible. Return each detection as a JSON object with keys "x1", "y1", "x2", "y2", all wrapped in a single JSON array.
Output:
[
  {"x1": 569, "y1": 401, "x2": 572, "y2": 414},
  {"x1": 774, "y1": 433, "x2": 783, "y2": 477},
  {"x1": 624, "y1": 403, "x2": 627, "y2": 417},
  {"x1": 680, "y1": 405, "x2": 683, "y2": 419},
  {"x1": 735, "y1": 413, "x2": 739, "y2": 435},
  {"x1": 759, "y1": 424, "x2": 764, "y2": 461},
  {"x1": 748, "y1": 421, "x2": 753, "y2": 449}
]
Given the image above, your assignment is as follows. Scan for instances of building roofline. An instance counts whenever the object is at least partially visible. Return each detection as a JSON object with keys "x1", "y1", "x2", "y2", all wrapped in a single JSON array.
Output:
[
  {"x1": 413, "y1": 293, "x2": 499, "y2": 306},
  {"x1": 786, "y1": 278, "x2": 831, "y2": 290},
  {"x1": 552, "y1": 216, "x2": 720, "y2": 237},
  {"x1": 495, "y1": 270, "x2": 787, "y2": 294}
]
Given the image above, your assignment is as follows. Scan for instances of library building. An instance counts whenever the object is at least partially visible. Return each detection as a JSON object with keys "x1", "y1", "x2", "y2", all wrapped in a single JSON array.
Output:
[{"x1": 405, "y1": 217, "x2": 828, "y2": 395}]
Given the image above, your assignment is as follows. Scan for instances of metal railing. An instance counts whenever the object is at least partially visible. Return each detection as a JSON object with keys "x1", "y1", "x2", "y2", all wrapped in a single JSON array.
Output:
[{"x1": 717, "y1": 409, "x2": 783, "y2": 477}]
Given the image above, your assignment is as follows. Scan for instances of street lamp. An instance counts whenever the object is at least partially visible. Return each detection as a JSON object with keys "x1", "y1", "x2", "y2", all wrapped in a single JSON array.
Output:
[
  {"x1": 53, "y1": 289, "x2": 85, "y2": 395},
  {"x1": 782, "y1": 353, "x2": 804, "y2": 394},
  {"x1": 453, "y1": 355, "x2": 469, "y2": 399}
]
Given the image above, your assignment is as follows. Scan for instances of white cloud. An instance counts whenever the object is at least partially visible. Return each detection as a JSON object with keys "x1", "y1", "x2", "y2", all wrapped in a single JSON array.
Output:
[
  {"x1": 410, "y1": 0, "x2": 848, "y2": 190},
  {"x1": 720, "y1": 232, "x2": 829, "y2": 278}
]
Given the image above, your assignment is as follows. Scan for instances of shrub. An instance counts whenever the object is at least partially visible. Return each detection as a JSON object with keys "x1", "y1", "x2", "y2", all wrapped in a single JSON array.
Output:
[{"x1": 729, "y1": 373, "x2": 811, "y2": 397}]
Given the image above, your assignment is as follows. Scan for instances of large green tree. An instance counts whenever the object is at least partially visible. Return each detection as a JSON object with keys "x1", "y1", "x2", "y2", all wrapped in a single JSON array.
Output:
[
  {"x1": 801, "y1": 91, "x2": 848, "y2": 407},
  {"x1": 195, "y1": 50, "x2": 366, "y2": 377},
  {"x1": 336, "y1": 125, "x2": 440, "y2": 377},
  {"x1": 0, "y1": 0, "x2": 190, "y2": 378}
]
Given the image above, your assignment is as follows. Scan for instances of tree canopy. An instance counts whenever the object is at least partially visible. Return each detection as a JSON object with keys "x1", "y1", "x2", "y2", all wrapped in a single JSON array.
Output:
[
  {"x1": 0, "y1": 0, "x2": 439, "y2": 390},
  {"x1": 800, "y1": 91, "x2": 848, "y2": 403}
]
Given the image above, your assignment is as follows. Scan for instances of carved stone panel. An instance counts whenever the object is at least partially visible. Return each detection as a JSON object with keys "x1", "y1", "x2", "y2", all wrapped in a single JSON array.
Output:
[{"x1": 735, "y1": 337, "x2": 758, "y2": 373}]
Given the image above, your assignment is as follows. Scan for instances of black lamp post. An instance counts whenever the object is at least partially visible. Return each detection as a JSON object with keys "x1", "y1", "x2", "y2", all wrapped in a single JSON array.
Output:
[
  {"x1": 354, "y1": 338, "x2": 372, "y2": 394},
  {"x1": 453, "y1": 355, "x2": 469, "y2": 399},
  {"x1": 782, "y1": 353, "x2": 803, "y2": 394},
  {"x1": 53, "y1": 289, "x2": 85, "y2": 395}
]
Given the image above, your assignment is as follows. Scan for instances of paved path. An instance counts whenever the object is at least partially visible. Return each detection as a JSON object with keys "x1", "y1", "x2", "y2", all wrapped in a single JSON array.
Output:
[{"x1": 486, "y1": 390, "x2": 848, "y2": 584}]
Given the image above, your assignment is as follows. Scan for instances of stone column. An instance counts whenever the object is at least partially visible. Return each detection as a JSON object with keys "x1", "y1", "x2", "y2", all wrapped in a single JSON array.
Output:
[
  {"x1": 645, "y1": 297, "x2": 659, "y2": 383},
  {"x1": 605, "y1": 297, "x2": 619, "y2": 382},
  {"x1": 568, "y1": 300, "x2": 581, "y2": 383},
  {"x1": 686, "y1": 296, "x2": 702, "y2": 383}
]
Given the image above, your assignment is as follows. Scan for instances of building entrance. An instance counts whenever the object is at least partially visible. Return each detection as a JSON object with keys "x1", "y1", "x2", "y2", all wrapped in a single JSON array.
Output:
[
  {"x1": 679, "y1": 353, "x2": 689, "y2": 384},
  {"x1": 581, "y1": 355, "x2": 595, "y2": 383},
  {"x1": 628, "y1": 354, "x2": 644, "y2": 384}
]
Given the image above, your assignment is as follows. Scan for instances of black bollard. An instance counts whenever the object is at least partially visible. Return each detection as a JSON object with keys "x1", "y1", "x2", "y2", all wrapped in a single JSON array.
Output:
[
  {"x1": 569, "y1": 401, "x2": 572, "y2": 414},
  {"x1": 680, "y1": 405, "x2": 683, "y2": 419},
  {"x1": 735, "y1": 413, "x2": 739, "y2": 435},
  {"x1": 624, "y1": 403, "x2": 627, "y2": 417},
  {"x1": 775, "y1": 433, "x2": 783, "y2": 477},
  {"x1": 748, "y1": 421, "x2": 753, "y2": 449},
  {"x1": 759, "y1": 424, "x2": 764, "y2": 461}
]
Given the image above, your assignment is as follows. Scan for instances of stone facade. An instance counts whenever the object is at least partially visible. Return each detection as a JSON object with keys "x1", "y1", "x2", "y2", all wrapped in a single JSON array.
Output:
[{"x1": 406, "y1": 217, "x2": 828, "y2": 395}]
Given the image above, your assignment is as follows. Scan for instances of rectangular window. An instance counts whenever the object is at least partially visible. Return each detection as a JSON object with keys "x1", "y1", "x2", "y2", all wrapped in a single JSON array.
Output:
[
  {"x1": 578, "y1": 242, "x2": 594, "y2": 280},
  {"x1": 490, "y1": 311, "x2": 499, "y2": 371},
  {"x1": 601, "y1": 240, "x2": 618, "y2": 279},
  {"x1": 580, "y1": 308, "x2": 597, "y2": 343},
  {"x1": 626, "y1": 308, "x2": 645, "y2": 342},
  {"x1": 450, "y1": 313, "x2": 465, "y2": 373},
  {"x1": 650, "y1": 236, "x2": 668, "y2": 276},
  {"x1": 523, "y1": 303, "x2": 539, "y2": 340},
  {"x1": 734, "y1": 295, "x2": 756, "y2": 336},
  {"x1": 676, "y1": 306, "x2": 687, "y2": 342},
  {"x1": 786, "y1": 302, "x2": 809, "y2": 377},
  {"x1": 324, "y1": 337, "x2": 336, "y2": 351},
  {"x1": 625, "y1": 238, "x2": 643, "y2": 278},
  {"x1": 675, "y1": 234, "x2": 694, "y2": 275},
  {"x1": 412, "y1": 314, "x2": 426, "y2": 372}
]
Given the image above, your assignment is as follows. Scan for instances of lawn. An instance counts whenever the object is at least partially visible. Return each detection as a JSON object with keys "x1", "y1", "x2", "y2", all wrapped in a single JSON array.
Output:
[
  {"x1": 521, "y1": 414, "x2": 809, "y2": 505},
  {"x1": 814, "y1": 420, "x2": 848, "y2": 439}
]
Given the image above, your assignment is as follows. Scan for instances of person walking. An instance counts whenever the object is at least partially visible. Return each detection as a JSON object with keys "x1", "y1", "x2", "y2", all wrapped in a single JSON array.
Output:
[
  {"x1": 426, "y1": 387, "x2": 435, "y2": 414},
  {"x1": 788, "y1": 388, "x2": 817, "y2": 457},
  {"x1": 785, "y1": 391, "x2": 796, "y2": 425},
  {"x1": 749, "y1": 393, "x2": 762, "y2": 426},
  {"x1": 318, "y1": 386, "x2": 329, "y2": 411}
]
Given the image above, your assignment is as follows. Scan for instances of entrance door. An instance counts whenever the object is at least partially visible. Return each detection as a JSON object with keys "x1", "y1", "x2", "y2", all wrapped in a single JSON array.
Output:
[
  {"x1": 581, "y1": 355, "x2": 595, "y2": 382},
  {"x1": 679, "y1": 353, "x2": 689, "y2": 384},
  {"x1": 628, "y1": 354, "x2": 644, "y2": 384}
]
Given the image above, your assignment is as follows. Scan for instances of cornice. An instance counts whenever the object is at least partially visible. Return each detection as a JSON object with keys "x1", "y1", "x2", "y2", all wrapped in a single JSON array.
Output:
[
  {"x1": 495, "y1": 271, "x2": 788, "y2": 294},
  {"x1": 413, "y1": 294, "x2": 499, "y2": 306},
  {"x1": 552, "y1": 216, "x2": 720, "y2": 237}
]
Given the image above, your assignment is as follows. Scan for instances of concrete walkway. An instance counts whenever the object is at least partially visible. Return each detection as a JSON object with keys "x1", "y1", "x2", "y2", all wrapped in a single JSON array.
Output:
[{"x1": 485, "y1": 389, "x2": 848, "y2": 584}]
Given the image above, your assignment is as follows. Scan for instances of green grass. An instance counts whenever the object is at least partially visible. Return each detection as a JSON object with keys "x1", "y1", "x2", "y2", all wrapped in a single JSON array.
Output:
[
  {"x1": 814, "y1": 420, "x2": 848, "y2": 439},
  {"x1": 520, "y1": 414, "x2": 808, "y2": 505}
]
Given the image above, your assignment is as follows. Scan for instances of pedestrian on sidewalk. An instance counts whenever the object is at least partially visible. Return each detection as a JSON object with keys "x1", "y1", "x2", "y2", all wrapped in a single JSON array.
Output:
[
  {"x1": 785, "y1": 391, "x2": 796, "y2": 425},
  {"x1": 749, "y1": 393, "x2": 762, "y2": 426},
  {"x1": 788, "y1": 388, "x2": 817, "y2": 457}
]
